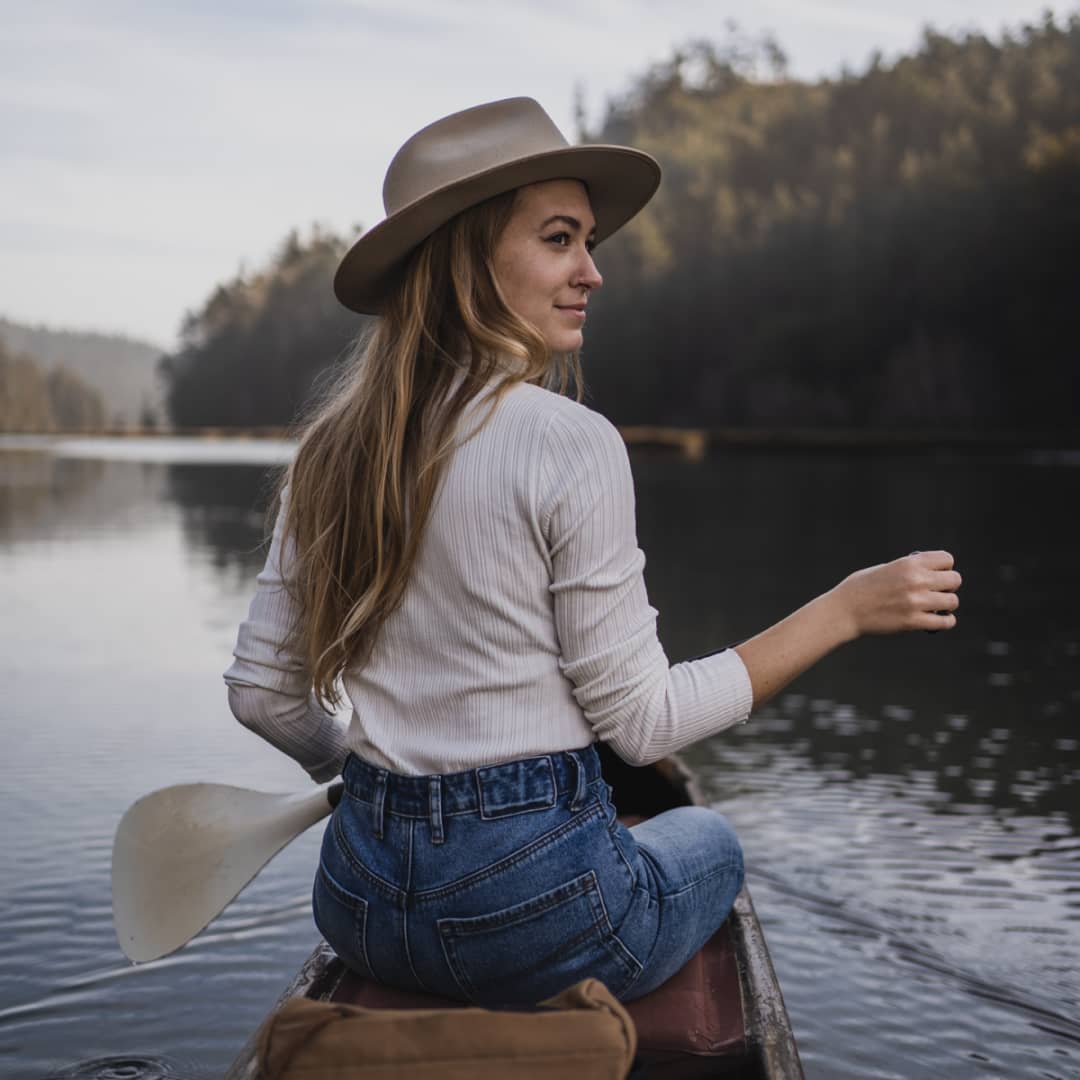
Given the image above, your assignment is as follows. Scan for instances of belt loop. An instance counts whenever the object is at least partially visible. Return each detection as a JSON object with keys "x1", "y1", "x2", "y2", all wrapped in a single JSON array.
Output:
[
  {"x1": 569, "y1": 751, "x2": 587, "y2": 811},
  {"x1": 428, "y1": 777, "x2": 445, "y2": 845},
  {"x1": 371, "y1": 770, "x2": 388, "y2": 840}
]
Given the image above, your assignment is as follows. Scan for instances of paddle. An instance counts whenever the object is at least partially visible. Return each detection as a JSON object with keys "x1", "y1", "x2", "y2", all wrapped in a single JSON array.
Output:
[{"x1": 111, "y1": 780, "x2": 343, "y2": 963}]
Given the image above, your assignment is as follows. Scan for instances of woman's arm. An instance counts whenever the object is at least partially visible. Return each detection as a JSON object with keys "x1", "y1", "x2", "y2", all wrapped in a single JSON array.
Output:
[
  {"x1": 224, "y1": 485, "x2": 351, "y2": 782},
  {"x1": 542, "y1": 410, "x2": 754, "y2": 766},
  {"x1": 542, "y1": 408, "x2": 961, "y2": 763},
  {"x1": 734, "y1": 551, "x2": 961, "y2": 708}
]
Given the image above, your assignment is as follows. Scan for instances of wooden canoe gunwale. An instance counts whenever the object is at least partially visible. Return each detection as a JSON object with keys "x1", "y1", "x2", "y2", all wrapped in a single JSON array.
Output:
[
  {"x1": 678, "y1": 760, "x2": 804, "y2": 1080},
  {"x1": 225, "y1": 750, "x2": 804, "y2": 1079}
]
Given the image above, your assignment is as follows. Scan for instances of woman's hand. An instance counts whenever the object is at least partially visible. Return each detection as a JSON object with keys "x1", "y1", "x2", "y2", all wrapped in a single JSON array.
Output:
[
  {"x1": 733, "y1": 550, "x2": 962, "y2": 709},
  {"x1": 832, "y1": 550, "x2": 961, "y2": 639}
]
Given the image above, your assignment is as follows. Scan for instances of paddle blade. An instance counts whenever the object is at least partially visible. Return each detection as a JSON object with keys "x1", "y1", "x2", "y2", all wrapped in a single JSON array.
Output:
[{"x1": 112, "y1": 782, "x2": 333, "y2": 963}]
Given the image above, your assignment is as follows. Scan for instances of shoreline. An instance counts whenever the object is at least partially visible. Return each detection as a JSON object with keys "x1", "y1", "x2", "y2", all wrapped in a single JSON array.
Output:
[{"x1": 2, "y1": 425, "x2": 1076, "y2": 459}]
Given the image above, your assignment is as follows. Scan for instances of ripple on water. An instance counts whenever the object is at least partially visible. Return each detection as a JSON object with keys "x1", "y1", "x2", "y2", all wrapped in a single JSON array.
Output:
[
  {"x1": 687, "y1": 698, "x2": 1080, "y2": 1080},
  {"x1": 5, "y1": 444, "x2": 1079, "y2": 1079},
  {"x1": 40, "y1": 1057, "x2": 213, "y2": 1080}
]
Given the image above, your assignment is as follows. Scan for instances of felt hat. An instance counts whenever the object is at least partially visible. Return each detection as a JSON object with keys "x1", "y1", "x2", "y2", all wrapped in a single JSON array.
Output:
[{"x1": 333, "y1": 97, "x2": 661, "y2": 315}]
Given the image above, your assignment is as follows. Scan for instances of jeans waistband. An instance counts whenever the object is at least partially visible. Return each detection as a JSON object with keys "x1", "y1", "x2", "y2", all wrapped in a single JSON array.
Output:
[{"x1": 341, "y1": 744, "x2": 602, "y2": 821}]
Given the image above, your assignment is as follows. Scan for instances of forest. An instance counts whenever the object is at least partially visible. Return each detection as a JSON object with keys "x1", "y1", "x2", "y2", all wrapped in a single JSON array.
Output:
[
  {"x1": 0, "y1": 318, "x2": 166, "y2": 432},
  {"x1": 0, "y1": 337, "x2": 106, "y2": 433},
  {"x1": 162, "y1": 14, "x2": 1080, "y2": 432}
]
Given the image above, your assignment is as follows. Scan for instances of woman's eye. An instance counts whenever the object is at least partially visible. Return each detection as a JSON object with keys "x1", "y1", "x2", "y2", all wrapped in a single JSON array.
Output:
[{"x1": 543, "y1": 232, "x2": 596, "y2": 253}]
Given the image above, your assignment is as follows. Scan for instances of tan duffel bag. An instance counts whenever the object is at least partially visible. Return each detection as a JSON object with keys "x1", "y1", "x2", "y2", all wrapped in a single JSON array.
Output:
[{"x1": 256, "y1": 978, "x2": 637, "y2": 1080}]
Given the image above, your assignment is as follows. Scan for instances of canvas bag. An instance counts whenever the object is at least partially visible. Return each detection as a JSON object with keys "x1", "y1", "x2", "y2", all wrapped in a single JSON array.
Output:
[{"x1": 255, "y1": 977, "x2": 637, "y2": 1080}]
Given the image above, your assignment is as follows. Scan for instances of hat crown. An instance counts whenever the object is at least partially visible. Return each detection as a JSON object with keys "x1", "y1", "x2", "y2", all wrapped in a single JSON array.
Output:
[{"x1": 383, "y1": 97, "x2": 569, "y2": 215}]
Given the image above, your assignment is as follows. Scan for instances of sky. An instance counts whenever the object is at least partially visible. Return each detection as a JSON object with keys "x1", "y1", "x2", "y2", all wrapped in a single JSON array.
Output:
[{"x1": 2, "y1": 0, "x2": 1072, "y2": 352}]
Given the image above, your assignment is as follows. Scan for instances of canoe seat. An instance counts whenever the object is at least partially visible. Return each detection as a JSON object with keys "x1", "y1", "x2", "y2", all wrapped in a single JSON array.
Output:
[
  {"x1": 610, "y1": 815, "x2": 746, "y2": 1066},
  {"x1": 628, "y1": 921, "x2": 746, "y2": 1065},
  {"x1": 327, "y1": 919, "x2": 746, "y2": 1076}
]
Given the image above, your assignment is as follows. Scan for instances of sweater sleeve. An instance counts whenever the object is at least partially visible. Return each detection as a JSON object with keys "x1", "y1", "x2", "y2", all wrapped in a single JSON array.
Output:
[
  {"x1": 223, "y1": 486, "x2": 351, "y2": 782},
  {"x1": 539, "y1": 410, "x2": 753, "y2": 765}
]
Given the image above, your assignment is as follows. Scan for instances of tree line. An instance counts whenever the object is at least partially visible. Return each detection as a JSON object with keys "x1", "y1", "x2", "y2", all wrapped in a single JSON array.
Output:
[
  {"x1": 161, "y1": 229, "x2": 361, "y2": 428},
  {"x1": 162, "y1": 14, "x2": 1080, "y2": 432},
  {"x1": 0, "y1": 338, "x2": 106, "y2": 433},
  {"x1": 0, "y1": 317, "x2": 165, "y2": 431}
]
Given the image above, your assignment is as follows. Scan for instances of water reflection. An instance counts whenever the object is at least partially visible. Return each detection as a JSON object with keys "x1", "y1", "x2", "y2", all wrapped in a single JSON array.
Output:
[
  {"x1": 0, "y1": 441, "x2": 321, "y2": 1080},
  {"x1": 0, "y1": 451, "x2": 109, "y2": 542},
  {"x1": 1, "y1": 438, "x2": 1077, "y2": 1079},
  {"x1": 630, "y1": 448, "x2": 1080, "y2": 831},
  {"x1": 688, "y1": 706, "x2": 1080, "y2": 1076},
  {"x1": 0, "y1": 443, "x2": 284, "y2": 575},
  {"x1": 721, "y1": 692, "x2": 1080, "y2": 831},
  {"x1": 167, "y1": 463, "x2": 282, "y2": 576}
]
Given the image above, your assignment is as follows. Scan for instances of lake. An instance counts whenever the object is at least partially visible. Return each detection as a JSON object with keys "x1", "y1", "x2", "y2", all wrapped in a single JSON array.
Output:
[{"x1": 1, "y1": 434, "x2": 1077, "y2": 1079}]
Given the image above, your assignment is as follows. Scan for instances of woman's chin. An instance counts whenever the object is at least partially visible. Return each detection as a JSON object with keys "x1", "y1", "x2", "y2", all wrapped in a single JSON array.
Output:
[{"x1": 545, "y1": 330, "x2": 584, "y2": 354}]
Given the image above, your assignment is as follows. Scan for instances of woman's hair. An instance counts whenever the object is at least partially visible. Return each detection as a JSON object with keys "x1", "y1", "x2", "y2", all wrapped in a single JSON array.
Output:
[{"x1": 282, "y1": 188, "x2": 582, "y2": 708}]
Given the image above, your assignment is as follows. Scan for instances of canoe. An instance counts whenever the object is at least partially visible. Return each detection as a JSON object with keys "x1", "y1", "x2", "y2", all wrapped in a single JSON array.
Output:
[{"x1": 226, "y1": 743, "x2": 804, "y2": 1079}]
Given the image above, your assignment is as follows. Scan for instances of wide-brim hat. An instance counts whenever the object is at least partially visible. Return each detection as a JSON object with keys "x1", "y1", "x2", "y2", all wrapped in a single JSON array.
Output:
[{"x1": 333, "y1": 97, "x2": 661, "y2": 315}]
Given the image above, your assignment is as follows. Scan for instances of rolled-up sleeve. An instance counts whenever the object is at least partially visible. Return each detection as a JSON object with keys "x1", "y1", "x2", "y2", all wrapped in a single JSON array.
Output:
[
  {"x1": 540, "y1": 412, "x2": 753, "y2": 765},
  {"x1": 223, "y1": 486, "x2": 350, "y2": 782}
]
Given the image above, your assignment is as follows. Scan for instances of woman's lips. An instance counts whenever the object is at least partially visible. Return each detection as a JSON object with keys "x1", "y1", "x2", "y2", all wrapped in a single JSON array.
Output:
[{"x1": 556, "y1": 305, "x2": 587, "y2": 320}]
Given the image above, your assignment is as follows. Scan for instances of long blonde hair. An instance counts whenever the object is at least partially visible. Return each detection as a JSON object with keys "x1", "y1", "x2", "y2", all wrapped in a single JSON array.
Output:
[{"x1": 283, "y1": 189, "x2": 582, "y2": 707}]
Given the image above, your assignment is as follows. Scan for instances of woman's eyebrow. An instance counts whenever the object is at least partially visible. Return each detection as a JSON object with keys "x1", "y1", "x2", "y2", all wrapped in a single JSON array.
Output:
[{"x1": 538, "y1": 214, "x2": 597, "y2": 236}]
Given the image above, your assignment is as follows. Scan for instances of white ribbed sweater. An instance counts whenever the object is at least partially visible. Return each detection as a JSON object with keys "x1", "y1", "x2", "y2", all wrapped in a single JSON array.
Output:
[{"x1": 224, "y1": 381, "x2": 753, "y2": 780}]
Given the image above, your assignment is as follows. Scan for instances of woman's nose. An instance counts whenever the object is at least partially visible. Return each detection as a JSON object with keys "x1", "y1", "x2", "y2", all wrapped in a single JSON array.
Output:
[{"x1": 576, "y1": 252, "x2": 603, "y2": 292}]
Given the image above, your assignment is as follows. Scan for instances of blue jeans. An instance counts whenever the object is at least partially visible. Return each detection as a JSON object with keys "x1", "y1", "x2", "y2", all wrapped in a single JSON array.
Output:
[{"x1": 313, "y1": 745, "x2": 744, "y2": 1006}]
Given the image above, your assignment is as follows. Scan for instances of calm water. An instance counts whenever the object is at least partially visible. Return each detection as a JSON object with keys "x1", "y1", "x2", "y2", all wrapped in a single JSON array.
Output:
[{"x1": 1, "y1": 435, "x2": 1077, "y2": 1079}]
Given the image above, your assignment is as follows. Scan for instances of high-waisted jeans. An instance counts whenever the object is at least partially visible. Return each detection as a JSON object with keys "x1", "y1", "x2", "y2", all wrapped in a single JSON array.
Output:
[{"x1": 312, "y1": 745, "x2": 744, "y2": 1006}]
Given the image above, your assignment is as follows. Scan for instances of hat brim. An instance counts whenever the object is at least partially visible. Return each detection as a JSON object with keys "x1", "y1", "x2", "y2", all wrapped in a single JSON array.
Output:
[{"x1": 333, "y1": 144, "x2": 661, "y2": 316}]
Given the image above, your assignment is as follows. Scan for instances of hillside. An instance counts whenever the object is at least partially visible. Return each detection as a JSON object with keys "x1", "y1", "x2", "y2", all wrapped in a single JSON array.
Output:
[
  {"x1": 159, "y1": 15, "x2": 1080, "y2": 432},
  {"x1": 0, "y1": 317, "x2": 168, "y2": 429}
]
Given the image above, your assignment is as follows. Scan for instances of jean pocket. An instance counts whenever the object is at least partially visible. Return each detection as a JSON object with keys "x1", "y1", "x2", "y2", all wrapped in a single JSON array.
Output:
[
  {"x1": 437, "y1": 869, "x2": 642, "y2": 1005},
  {"x1": 312, "y1": 864, "x2": 374, "y2": 981}
]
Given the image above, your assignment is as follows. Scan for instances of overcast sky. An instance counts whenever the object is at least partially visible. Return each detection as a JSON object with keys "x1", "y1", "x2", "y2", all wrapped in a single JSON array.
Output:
[{"x1": 2, "y1": 0, "x2": 1071, "y2": 351}]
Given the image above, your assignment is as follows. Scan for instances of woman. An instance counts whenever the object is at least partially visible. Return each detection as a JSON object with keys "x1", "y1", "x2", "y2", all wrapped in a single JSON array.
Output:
[{"x1": 225, "y1": 98, "x2": 961, "y2": 1006}]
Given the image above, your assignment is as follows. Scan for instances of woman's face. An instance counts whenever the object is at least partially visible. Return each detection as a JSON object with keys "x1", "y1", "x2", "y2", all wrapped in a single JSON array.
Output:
[{"x1": 492, "y1": 179, "x2": 603, "y2": 353}]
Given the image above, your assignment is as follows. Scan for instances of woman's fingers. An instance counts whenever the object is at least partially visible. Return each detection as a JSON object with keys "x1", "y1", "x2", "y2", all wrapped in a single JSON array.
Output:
[
  {"x1": 910, "y1": 554, "x2": 962, "y2": 610},
  {"x1": 926, "y1": 610, "x2": 958, "y2": 631},
  {"x1": 931, "y1": 569, "x2": 962, "y2": 592},
  {"x1": 920, "y1": 589, "x2": 960, "y2": 613},
  {"x1": 920, "y1": 571, "x2": 961, "y2": 608},
  {"x1": 845, "y1": 551, "x2": 963, "y2": 636},
  {"x1": 908, "y1": 548, "x2": 955, "y2": 570},
  {"x1": 913, "y1": 557, "x2": 961, "y2": 635},
  {"x1": 932, "y1": 549, "x2": 954, "y2": 570},
  {"x1": 939, "y1": 589, "x2": 961, "y2": 611}
]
